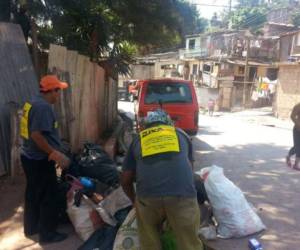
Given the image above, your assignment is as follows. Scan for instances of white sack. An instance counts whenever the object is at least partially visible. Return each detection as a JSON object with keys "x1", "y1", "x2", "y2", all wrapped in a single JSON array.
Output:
[
  {"x1": 96, "y1": 186, "x2": 132, "y2": 226},
  {"x1": 67, "y1": 194, "x2": 96, "y2": 241},
  {"x1": 113, "y1": 208, "x2": 140, "y2": 250},
  {"x1": 198, "y1": 165, "x2": 266, "y2": 238}
]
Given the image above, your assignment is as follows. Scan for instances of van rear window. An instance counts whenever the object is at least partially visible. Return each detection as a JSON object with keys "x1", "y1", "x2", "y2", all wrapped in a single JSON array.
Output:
[{"x1": 145, "y1": 82, "x2": 193, "y2": 104}]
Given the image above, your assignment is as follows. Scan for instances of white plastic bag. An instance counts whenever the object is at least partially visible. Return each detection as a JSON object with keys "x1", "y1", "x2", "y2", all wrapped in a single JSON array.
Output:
[
  {"x1": 96, "y1": 186, "x2": 132, "y2": 226},
  {"x1": 113, "y1": 208, "x2": 140, "y2": 250},
  {"x1": 199, "y1": 165, "x2": 266, "y2": 238},
  {"x1": 67, "y1": 194, "x2": 99, "y2": 241},
  {"x1": 198, "y1": 225, "x2": 217, "y2": 240}
]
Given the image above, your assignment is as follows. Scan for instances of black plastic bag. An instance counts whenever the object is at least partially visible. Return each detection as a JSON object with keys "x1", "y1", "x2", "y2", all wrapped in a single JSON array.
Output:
[{"x1": 77, "y1": 143, "x2": 120, "y2": 187}]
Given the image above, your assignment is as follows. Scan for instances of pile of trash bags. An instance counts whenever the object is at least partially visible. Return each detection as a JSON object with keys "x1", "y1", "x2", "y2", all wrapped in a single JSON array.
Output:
[
  {"x1": 58, "y1": 142, "x2": 186, "y2": 250},
  {"x1": 60, "y1": 142, "x2": 133, "y2": 250},
  {"x1": 59, "y1": 142, "x2": 266, "y2": 249}
]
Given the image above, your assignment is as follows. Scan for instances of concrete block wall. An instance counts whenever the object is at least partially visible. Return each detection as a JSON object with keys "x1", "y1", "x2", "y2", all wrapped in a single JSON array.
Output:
[
  {"x1": 195, "y1": 86, "x2": 219, "y2": 109},
  {"x1": 275, "y1": 65, "x2": 300, "y2": 119},
  {"x1": 132, "y1": 64, "x2": 155, "y2": 80}
]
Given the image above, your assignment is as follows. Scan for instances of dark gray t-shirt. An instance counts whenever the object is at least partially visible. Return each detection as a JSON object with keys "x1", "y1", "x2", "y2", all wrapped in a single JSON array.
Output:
[
  {"x1": 122, "y1": 127, "x2": 196, "y2": 198},
  {"x1": 22, "y1": 95, "x2": 61, "y2": 160}
]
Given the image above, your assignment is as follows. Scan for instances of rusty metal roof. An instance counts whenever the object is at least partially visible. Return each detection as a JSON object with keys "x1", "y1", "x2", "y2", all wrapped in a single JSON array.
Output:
[
  {"x1": 227, "y1": 59, "x2": 278, "y2": 67},
  {"x1": 0, "y1": 22, "x2": 38, "y2": 175}
]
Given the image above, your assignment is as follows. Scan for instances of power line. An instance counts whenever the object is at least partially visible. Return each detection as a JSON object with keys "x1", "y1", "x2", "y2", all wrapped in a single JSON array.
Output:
[
  {"x1": 191, "y1": 3, "x2": 231, "y2": 7},
  {"x1": 192, "y1": 0, "x2": 289, "y2": 29}
]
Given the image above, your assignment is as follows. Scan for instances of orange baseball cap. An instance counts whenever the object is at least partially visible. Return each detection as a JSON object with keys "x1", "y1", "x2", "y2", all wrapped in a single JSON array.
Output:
[{"x1": 40, "y1": 75, "x2": 68, "y2": 92}]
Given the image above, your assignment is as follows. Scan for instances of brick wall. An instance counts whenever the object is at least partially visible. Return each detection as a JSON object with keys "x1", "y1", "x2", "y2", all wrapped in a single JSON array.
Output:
[{"x1": 275, "y1": 65, "x2": 300, "y2": 118}]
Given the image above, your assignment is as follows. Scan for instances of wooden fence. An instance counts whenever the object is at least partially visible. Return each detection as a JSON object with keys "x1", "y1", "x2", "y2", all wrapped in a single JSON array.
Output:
[{"x1": 48, "y1": 44, "x2": 118, "y2": 152}]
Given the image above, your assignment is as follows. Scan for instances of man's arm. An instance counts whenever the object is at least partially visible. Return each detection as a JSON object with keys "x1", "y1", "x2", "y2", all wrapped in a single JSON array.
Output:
[
  {"x1": 31, "y1": 131, "x2": 54, "y2": 154},
  {"x1": 121, "y1": 170, "x2": 136, "y2": 204},
  {"x1": 291, "y1": 104, "x2": 300, "y2": 128},
  {"x1": 176, "y1": 128, "x2": 195, "y2": 170},
  {"x1": 31, "y1": 131, "x2": 69, "y2": 169}
]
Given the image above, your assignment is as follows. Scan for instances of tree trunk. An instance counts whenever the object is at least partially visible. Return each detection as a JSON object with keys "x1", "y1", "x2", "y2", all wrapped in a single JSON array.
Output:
[{"x1": 90, "y1": 29, "x2": 98, "y2": 62}]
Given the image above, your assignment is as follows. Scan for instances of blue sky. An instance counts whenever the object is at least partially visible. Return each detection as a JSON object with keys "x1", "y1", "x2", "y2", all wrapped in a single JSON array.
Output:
[{"x1": 188, "y1": 0, "x2": 238, "y2": 19}]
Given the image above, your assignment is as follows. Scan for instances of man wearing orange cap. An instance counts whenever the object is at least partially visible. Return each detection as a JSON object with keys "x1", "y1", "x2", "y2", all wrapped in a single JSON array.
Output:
[{"x1": 20, "y1": 75, "x2": 70, "y2": 244}]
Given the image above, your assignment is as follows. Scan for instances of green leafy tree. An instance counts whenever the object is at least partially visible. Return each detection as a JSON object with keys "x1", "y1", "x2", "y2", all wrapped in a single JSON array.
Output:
[
  {"x1": 0, "y1": 0, "x2": 11, "y2": 21},
  {"x1": 222, "y1": 0, "x2": 267, "y2": 31},
  {"x1": 2, "y1": 0, "x2": 207, "y2": 75},
  {"x1": 292, "y1": 11, "x2": 300, "y2": 26},
  {"x1": 237, "y1": 0, "x2": 262, "y2": 7},
  {"x1": 230, "y1": 7, "x2": 267, "y2": 30},
  {"x1": 44, "y1": 0, "x2": 207, "y2": 74}
]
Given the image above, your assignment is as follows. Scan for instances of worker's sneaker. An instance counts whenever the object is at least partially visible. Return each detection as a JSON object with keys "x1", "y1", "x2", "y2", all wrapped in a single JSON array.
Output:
[{"x1": 39, "y1": 231, "x2": 68, "y2": 244}]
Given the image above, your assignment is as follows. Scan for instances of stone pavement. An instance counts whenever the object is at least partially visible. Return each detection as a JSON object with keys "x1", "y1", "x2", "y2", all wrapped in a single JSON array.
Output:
[
  {"x1": 193, "y1": 109, "x2": 300, "y2": 250},
  {"x1": 1, "y1": 104, "x2": 299, "y2": 250}
]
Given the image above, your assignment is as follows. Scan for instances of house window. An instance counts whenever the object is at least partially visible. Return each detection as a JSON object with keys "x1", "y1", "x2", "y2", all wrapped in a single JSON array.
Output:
[
  {"x1": 203, "y1": 64, "x2": 211, "y2": 73},
  {"x1": 267, "y1": 68, "x2": 278, "y2": 81},
  {"x1": 161, "y1": 64, "x2": 175, "y2": 69},
  {"x1": 189, "y1": 39, "x2": 196, "y2": 50}
]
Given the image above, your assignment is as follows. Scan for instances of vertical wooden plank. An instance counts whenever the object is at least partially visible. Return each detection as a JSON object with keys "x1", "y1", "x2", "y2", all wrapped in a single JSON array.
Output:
[
  {"x1": 72, "y1": 54, "x2": 86, "y2": 152},
  {"x1": 107, "y1": 78, "x2": 117, "y2": 129},
  {"x1": 48, "y1": 44, "x2": 61, "y2": 71},
  {"x1": 84, "y1": 61, "x2": 95, "y2": 142},
  {"x1": 66, "y1": 50, "x2": 79, "y2": 110},
  {"x1": 88, "y1": 63, "x2": 99, "y2": 141},
  {"x1": 66, "y1": 50, "x2": 78, "y2": 150},
  {"x1": 95, "y1": 65, "x2": 106, "y2": 135},
  {"x1": 103, "y1": 78, "x2": 109, "y2": 131},
  {"x1": 78, "y1": 57, "x2": 91, "y2": 149},
  {"x1": 50, "y1": 45, "x2": 69, "y2": 140}
]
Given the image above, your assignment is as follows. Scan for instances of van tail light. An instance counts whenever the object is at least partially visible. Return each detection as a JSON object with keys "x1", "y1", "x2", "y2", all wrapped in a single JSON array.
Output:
[{"x1": 194, "y1": 111, "x2": 199, "y2": 126}]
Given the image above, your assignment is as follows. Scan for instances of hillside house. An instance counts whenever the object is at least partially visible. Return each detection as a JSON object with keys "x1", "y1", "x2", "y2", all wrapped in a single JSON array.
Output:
[
  {"x1": 274, "y1": 29, "x2": 300, "y2": 118},
  {"x1": 180, "y1": 30, "x2": 279, "y2": 110}
]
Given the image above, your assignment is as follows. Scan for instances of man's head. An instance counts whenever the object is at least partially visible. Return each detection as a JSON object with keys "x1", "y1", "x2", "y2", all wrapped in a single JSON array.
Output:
[
  {"x1": 40, "y1": 75, "x2": 68, "y2": 104},
  {"x1": 143, "y1": 109, "x2": 173, "y2": 128}
]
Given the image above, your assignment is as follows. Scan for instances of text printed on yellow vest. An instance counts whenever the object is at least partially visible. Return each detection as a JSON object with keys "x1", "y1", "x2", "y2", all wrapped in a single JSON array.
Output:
[{"x1": 140, "y1": 125, "x2": 180, "y2": 157}]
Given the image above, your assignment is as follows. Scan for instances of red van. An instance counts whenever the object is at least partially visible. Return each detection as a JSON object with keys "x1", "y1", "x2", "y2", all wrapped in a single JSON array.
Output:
[{"x1": 136, "y1": 78, "x2": 199, "y2": 135}]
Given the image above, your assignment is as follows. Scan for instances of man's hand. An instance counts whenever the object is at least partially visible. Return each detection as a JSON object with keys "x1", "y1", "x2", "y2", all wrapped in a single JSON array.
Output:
[
  {"x1": 48, "y1": 150, "x2": 70, "y2": 170},
  {"x1": 31, "y1": 131, "x2": 70, "y2": 169},
  {"x1": 121, "y1": 170, "x2": 136, "y2": 204}
]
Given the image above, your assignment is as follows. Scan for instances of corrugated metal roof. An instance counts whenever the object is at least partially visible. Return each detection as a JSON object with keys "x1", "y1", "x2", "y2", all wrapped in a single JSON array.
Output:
[
  {"x1": 280, "y1": 29, "x2": 300, "y2": 37},
  {"x1": 227, "y1": 59, "x2": 278, "y2": 67}
]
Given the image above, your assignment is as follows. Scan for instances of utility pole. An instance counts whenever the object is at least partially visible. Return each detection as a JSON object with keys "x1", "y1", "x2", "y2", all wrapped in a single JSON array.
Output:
[
  {"x1": 243, "y1": 38, "x2": 250, "y2": 108},
  {"x1": 228, "y1": 0, "x2": 232, "y2": 29}
]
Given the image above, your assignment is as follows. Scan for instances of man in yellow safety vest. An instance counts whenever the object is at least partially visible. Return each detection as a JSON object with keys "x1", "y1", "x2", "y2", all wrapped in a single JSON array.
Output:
[
  {"x1": 121, "y1": 109, "x2": 203, "y2": 250},
  {"x1": 20, "y1": 75, "x2": 70, "y2": 244}
]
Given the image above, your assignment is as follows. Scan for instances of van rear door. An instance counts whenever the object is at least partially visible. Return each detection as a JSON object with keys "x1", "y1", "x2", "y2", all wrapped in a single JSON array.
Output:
[{"x1": 139, "y1": 80, "x2": 198, "y2": 133}]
